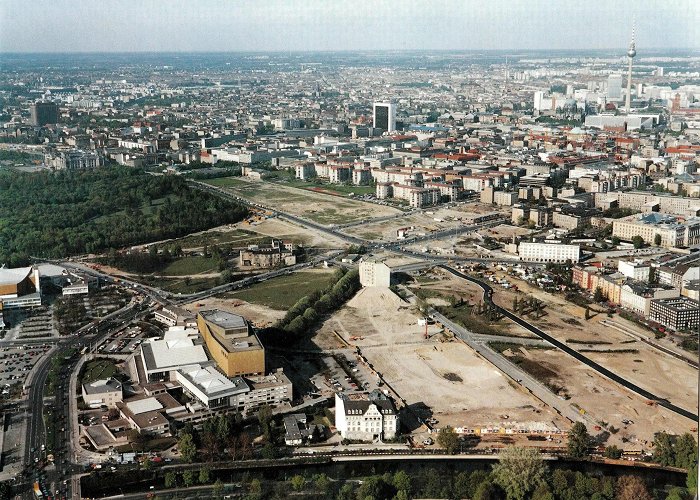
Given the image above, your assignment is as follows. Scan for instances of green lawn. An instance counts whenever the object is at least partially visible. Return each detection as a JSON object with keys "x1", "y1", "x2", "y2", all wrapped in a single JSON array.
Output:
[
  {"x1": 161, "y1": 256, "x2": 219, "y2": 275},
  {"x1": 227, "y1": 271, "x2": 334, "y2": 310},
  {"x1": 81, "y1": 359, "x2": 118, "y2": 384}
]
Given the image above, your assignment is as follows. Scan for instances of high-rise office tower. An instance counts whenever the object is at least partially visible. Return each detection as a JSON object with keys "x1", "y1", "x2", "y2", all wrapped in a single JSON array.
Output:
[
  {"x1": 607, "y1": 74, "x2": 622, "y2": 100},
  {"x1": 373, "y1": 102, "x2": 396, "y2": 132},
  {"x1": 29, "y1": 101, "x2": 59, "y2": 126},
  {"x1": 625, "y1": 26, "x2": 636, "y2": 114}
]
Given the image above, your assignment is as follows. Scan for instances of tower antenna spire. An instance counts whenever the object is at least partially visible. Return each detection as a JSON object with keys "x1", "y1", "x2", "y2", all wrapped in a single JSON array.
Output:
[{"x1": 625, "y1": 18, "x2": 637, "y2": 114}]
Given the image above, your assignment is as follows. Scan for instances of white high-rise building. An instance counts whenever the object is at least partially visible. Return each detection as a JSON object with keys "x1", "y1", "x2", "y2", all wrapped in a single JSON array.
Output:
[
  {"x1": 533, "y1": 91, "x2": 545, "y2": 111},
  {"x1": 607, "y1": 74, "x2": 623, "y2": 100},
  {"x1": 373, "y1": 102, "x2": 396, "y2": 132}
]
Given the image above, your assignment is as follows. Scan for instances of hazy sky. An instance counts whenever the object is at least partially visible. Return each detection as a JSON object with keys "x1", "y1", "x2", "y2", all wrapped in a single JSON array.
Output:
[{"x1": 0, "y1": 0, "x2": 698, "y2": 53}]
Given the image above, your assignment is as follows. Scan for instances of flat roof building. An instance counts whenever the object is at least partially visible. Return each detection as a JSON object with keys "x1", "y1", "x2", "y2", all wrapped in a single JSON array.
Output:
[
  {"x1": 649, "y1": 297, "x2": 700, "y2": 332},
  {"x1": 81, "y1": 378, "x2": 123, "y2": 409},
  {"x1": 175, "y1": 364, "x2": 249, "y2": 410},
  {"x1": 197, "y1": 310, "x2": 265, "y2": 378}
]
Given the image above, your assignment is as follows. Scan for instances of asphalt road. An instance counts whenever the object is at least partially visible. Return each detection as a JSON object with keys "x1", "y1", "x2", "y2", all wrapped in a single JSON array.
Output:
[
  {"x1": 439, "y1": 265, "x2": 699, "y2": 422},
  {"x1": 17, "y1": 301, "x2": 149, "y2": 499}
]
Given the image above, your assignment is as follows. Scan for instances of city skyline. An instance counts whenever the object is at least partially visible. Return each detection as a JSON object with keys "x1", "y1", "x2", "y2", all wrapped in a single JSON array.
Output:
[{"x1": 0, "y1": 0, "x2": 698, "y2": 53}]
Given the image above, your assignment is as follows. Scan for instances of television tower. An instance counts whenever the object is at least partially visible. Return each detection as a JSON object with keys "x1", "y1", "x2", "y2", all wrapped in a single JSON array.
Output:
[{"x1": 625, "y1": 23, "x2": 636, "y2": 114}]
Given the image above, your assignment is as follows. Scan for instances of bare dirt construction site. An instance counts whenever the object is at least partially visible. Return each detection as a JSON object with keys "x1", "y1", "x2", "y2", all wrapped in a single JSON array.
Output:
[
  {"x1": 486, "y1": 273, "x2": 698, "y2": 413},
  {"x1": 511, "y1": 347, "x2": 695, "y2": 448},
  {"x1": 343, "y1": 202, "x2": 509, "y2": 242},
  {"x1": 426, "y1": 268, "x2": 698, "y2": 446},
  {"x1": 313, "y1": 286, "x2": 569, "y2": 435},
  {"x1": 205, "y1": 177, "x2": 401, "y2": 225}
]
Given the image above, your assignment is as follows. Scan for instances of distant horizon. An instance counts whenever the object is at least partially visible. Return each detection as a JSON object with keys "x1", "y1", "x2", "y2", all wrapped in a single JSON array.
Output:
[
  {"x1": 1, "y1": 47, "x2": 698, "y2": 55},
  {"x1": 1, "y1": 0, "x2": 697, "y2": 53}
]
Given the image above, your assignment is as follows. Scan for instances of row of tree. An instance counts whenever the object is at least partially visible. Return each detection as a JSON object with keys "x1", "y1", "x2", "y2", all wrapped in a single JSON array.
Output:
[
  {"x1": 276, "y1": 268, "x2": 361, "y2": 336},
  {"x1": 241, "y1": 457, "x2": 667, "y2": 500}
]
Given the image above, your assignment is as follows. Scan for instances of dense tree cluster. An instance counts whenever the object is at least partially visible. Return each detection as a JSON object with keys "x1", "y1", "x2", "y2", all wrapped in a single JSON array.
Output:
[
  {"x1": 0, "y1": 167, "x2": 247, "y2": 266},
  {"x1": 653, "y1": 432, "x2": 698, "y2": 469},
  {"x1": 177, "y1": 413, "x2": 252, "y2": 464}
]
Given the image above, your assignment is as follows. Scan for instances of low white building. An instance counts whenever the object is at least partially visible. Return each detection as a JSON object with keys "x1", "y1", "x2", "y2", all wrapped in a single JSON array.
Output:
[
  {"x1": 618, "y1": 259, "x2": 651, "y2": 282},
  {"x1": 359, "y1": 261, "x2": 393, "y2": 288},
  {"x1": 335, "y1": 391, "x2": 399, "y2": 441},
  {"x1": 229, "y1": 369, "x2": 293, "y2": 415},
  {"x1": 81, "y1": 378, "x2": 123, "y2": 408},
  {"x1": 518, "y1": 242, "x2": 580, "y2": 264},
  {"x1": 175, "y1": 364, "x2": 249, "y2": 410}
]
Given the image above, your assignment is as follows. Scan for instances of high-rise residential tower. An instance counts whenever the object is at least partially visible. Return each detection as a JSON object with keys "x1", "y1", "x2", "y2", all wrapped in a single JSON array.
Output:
[{"x1": 373, "y1": 102, "x2": 396, "y2": 132}]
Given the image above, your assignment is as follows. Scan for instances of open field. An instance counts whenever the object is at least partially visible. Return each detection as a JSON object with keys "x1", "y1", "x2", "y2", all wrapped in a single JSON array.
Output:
[
  {"x1": 409, "y1": 270, "x2": 537, "y2": 338},
  {"x1": 483, "y1": 272, "x2": 698, "y2": 409},
  {"x1": 343, "y1": 202, "x2": 508, "y2": 243},
  {"x1": 203, "y1": 176, "x2": 401, "y2": 225},
  {"x1": 135, "y1": 275, "x2": 222, "y2": 294},
  {"x1": 313, "y1": 286, "x2": 568, "y2": 432},
  {"x1": 421, "y1": 268, "x2": 699, "y2": 444},
  {"x1": 225, "y1": 269, "x2": 336, "y2": 310},
  {"x1": 161, "y1": 256, "x2": 219, "y2": 275},
  {"x1": 165, "y1": 227, "x2": 271, "y2": 250}
]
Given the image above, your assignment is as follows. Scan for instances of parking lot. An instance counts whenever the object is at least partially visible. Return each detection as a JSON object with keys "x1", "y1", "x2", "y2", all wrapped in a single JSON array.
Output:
[
  {"x1": 94, "y1": 319, "x2": 160, "y2": 355},
  {"x1": 2, "y1": 307, "x2": 57, "y2": 341},
  {"x1": 0, "y1": 343, "x2": 51, "y2": 399}
]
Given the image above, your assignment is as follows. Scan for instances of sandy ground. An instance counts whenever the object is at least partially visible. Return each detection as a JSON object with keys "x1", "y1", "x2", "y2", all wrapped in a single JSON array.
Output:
[
  {"x1": 249, "y1": 217, "x2": 349, "y2": 248},
  {"x1": 519, "y1": 348, "x2": 696, "y2": 448},
  {"x1": 313, "y1": 286, "x2": 568, "y2": 432},
  {"x1": 218, "y1": 178, "x2": 401, "y2": 225},
  {"x1": 181, "y1": 296, "x2": 285, "y2": 328}
]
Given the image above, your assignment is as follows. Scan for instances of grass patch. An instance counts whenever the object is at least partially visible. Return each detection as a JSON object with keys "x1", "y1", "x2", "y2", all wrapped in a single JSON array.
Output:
[
  {"x1": 161, "y1": 256, "x2": 219, "y2": 275},
  {"x1": 81, "y1": 359, "x2": 118, "y2": 384},
  {"x1": 134, "y1": 275, "x2": 222, "y2": 294},
  {"x1": 227, "y1": 271, "x2": 334, "y2": 310},
  {"x1": 489, "y1": 344, "x2": 565, "y2": 395}
]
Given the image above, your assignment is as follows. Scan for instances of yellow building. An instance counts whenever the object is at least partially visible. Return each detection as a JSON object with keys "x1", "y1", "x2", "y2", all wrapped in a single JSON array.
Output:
[{"x1": 197, "y1": 310, "x2": 265, "y2": 377}]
